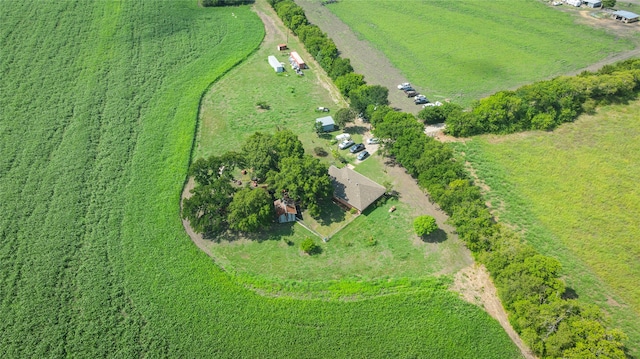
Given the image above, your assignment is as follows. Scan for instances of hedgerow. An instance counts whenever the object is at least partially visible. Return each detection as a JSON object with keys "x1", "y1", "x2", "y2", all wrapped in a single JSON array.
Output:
[{"x1": 442, "y1": 59, "x2": 640, "y2": 137}]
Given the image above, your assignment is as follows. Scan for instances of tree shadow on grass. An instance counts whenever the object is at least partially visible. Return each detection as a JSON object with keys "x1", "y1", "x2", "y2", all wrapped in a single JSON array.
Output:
[
  {"x1": 207, "y1": 222, "x2": 295, "y2": 243},
  {"x1": 562, "y1": 287, "x2": 579, "y2": 300},
  {"x1": 316, "y1": 199, "x2": 347, "y2": 226},
  {"x1": 420, "y1": 228, "x2": 447, "y2": 243},
  {"x1": 346, "y1": 125, "x2": 368, "y2": 135}
]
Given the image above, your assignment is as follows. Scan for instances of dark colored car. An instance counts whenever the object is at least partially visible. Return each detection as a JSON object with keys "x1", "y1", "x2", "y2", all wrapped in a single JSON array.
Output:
[
  {"x1": 350, "y1": 143, "x2": 365, "y2": 153},
  {"x1": 357, "y1": 150, "x2": 370, "y2": 161}
]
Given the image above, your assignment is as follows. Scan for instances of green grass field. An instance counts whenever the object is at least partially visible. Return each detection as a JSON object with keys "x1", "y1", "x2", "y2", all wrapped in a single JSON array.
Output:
[
  {"x1": 0, "y1": 1, "x2": 522, "y2": 357},
  {"x1": 454, "y1": 100, "x2": 640, "y2": 355},
  {"x1": 325, "y1": 0, "x2": 637, "y2": 105}
]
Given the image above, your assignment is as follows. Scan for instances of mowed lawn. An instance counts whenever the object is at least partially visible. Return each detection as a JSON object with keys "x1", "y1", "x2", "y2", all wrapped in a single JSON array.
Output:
[
  {"x1": 455, "y1": 100, "x2": 640, "y2": 354},
  {"x1": 194, "y1": 1, "x2": 344, "y2": 159},
  {"x1": 325, "y1": 0, "x2": 635, "y2": 105}
]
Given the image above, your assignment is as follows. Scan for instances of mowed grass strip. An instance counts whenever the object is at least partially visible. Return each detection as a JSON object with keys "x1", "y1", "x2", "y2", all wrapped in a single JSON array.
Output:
[
  {"x1": 454, "y1": 100, "x2": 640, "y2": 354},
  {"x1": 326, "y1": 0, "x2": 635, "y2": 105},
  {"x1": 1, "y1": 1, "x2": 523, "y2": 357}
]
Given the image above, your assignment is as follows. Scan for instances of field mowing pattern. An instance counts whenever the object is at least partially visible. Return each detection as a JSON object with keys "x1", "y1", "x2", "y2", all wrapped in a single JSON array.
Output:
[
  {"x1": 326, "y1": 0, "x2": 635, "y2": 105},
  {"x1": 0, "y1": 1, "x2": 521, "y2": 357},
  {"x1": 454, "y1": 101, "x2": 640, "y2": 355}
]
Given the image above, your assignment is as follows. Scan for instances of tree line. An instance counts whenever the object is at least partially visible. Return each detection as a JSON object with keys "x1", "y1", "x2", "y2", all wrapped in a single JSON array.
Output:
[
  {"x1": 183, "y1": 130, "x2": 331, "y2": 237},
  {"x1": 368, "y1": 105, "x2": 628, "y2": 358},
  {"x1": 419, "y1": 59, "x2": 640, "y2": 137},
  {"x1": 268, "y1": 1, "x2": 630, "y2": 357}
]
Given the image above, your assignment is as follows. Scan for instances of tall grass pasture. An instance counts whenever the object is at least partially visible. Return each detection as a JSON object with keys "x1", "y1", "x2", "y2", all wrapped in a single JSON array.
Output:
[{"x1": 455, "y1": 100, "x2": 640, "y2": 355}]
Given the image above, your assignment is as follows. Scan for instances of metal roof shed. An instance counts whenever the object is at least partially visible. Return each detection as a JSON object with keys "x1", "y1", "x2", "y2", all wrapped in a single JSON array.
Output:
[
  {"x1": 612, "y1": 10, "x2": 639, "y2": 23},
  {"x1": 315, "y1": 116, "x2": 336, "y2": 132},
  {"x1": 584, "y1": 0, "x2": 601, "y2": 7},
  {"x1": 268, "y1": 55, "x2": 284, "y2": 73}
]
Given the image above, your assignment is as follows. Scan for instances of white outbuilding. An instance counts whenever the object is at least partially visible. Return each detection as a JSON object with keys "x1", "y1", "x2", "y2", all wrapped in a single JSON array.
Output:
[{"x1": 268, "y1": 55, "x2": 284, "y2": 73}]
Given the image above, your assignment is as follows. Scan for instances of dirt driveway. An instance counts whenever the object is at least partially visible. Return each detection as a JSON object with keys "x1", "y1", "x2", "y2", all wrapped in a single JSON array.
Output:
[{"x1": 294, "y1": 0, "x2": 421, "y2": 114}]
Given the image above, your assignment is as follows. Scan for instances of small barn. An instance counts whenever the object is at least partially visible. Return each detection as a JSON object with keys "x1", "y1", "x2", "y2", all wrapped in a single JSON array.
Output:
[
  {"x1": 277, "y1": 44, "x2": 288, "y2": 51},
  {"x1": 316, "y1": 116, "x2": 336, "y2": 132},
  {"x1": 268, "y1": 55, "x2": 284, "y2": 73},
  {"x1": 565, "y1": 0, "x2": 582, "y2": 6},
  {"x1": 274, "y1": 197, "x2": 297, "y2": 223},
  {"x1": 289, "y1": 51, "x2": 306, "y2": 69},
  {"x1": 612, "y1": 10, "x2": 639, "y2": 23},
  {"x1": 584, "y1": 0, "x2": 601, "y2": 7},
  {"x1": 328, "y1": 165, "x2": 386, "y2": 213}
]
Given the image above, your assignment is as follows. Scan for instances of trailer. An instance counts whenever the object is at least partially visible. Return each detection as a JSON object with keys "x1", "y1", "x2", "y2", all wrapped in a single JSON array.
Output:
[
  {"x1": 289, "y1": 51, "x2": 306, "y2": 69},
  {"x1": 268, "y1": 55, "x2": 284, "y2": 73}
]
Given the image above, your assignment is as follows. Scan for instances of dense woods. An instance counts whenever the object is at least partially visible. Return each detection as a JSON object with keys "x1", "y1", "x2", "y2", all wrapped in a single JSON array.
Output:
[{"x1": 268, "y1": 1, "x2": 631, "y2": 357}]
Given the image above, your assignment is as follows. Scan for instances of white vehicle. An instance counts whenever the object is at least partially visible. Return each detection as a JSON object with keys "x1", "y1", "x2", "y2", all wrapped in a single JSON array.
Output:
[
  {"x1": 338, "y1": 139, "x2": 355, "y2": 150},
  {"x1": 397, "y1": 82, "x2": 411, "y2": 90},
  {"x1": 335, "y1": 133, "x2": 351, "y2": 141},
  {"x1": 366, "y1": 137, "x2": 379, "y2": 145}
]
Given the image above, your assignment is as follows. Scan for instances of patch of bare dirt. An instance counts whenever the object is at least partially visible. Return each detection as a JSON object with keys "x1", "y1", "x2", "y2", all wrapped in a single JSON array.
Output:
[{"x1": 452, "y1": 264, "x2": 537, "y2": 359}]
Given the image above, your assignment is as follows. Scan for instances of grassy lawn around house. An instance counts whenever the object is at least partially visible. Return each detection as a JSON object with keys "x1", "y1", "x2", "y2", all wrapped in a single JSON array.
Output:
[
  {"x1": 206, "y1": 197, "x2": 466, "y2": 283},
  {"x1": 453, "y1": 99, "x2": 640, "y2": 355},
  {"x1": 324, "y1": 0, "x2": 637, "y2": 106}
]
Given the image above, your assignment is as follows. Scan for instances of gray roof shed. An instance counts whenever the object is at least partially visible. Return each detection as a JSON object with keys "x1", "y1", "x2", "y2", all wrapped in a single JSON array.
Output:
[
  {"x1": 612, "y1": 10, "x2": 639, "y2": 22},
  {"x1": 316, "y1": 116, "x2": 336, "y2": 132}
]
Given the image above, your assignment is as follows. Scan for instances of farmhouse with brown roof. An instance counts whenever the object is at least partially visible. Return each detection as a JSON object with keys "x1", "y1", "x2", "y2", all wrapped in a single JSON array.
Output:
[
  {"x1": 274, "y1": 197, "x2": 297, "y2": 223},
  {"x1": 328, "y1": 165, "x2": 386, "y2": 213}
]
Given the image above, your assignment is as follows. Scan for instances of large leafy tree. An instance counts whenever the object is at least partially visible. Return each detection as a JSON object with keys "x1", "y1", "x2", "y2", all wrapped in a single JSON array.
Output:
[
  {"x1": 349, "y1": 84, "x2": 389, "y2": 114},
  {"x1": 267, "y1": 155, "x2": 331, "y2": 217},
  {"x1": 273, "y1": 129, "x2": 304, "y2": 160},
  {"x1": 182, "y1": 179, "x2": 235, "y2": 237},
  {"x1": 241, "y1": 132, "x2": 278, "y2": 181},
  {"x1": 227, "y1": 188, "x2": 274, "y2": 232}
]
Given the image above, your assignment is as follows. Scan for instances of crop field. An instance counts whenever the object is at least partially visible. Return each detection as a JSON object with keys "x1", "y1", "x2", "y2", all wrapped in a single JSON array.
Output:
[
  {"x1": 324, "y1": 0, "x2": 636, "y2": 105},
  {"x1": 0, "y1": 0, "x2": 522, "y2": 357},
  {"x1": 454, "y1": 100, "x2": 640, "y2": 354}
]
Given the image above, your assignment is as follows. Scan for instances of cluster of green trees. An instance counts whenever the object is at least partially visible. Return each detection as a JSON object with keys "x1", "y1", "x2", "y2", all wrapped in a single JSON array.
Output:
[
  {"x1": 431, "y1": 59, "x2": 640, "y2": 137},
  {"x1": 183, "y1": 130, "x2": 332, "y2": 237},
  {"x1": 368, "y1": 106, "x2": 628, "y2": 358},
  {"x1": 268, "y1": 0, "x2": 388, "y2": 113}
]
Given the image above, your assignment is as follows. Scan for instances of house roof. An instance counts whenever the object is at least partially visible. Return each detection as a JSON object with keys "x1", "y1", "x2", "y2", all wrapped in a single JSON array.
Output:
[
  {"x1": 274, "y1": 198, "x2": 297, "y2": 216},
  {"x1": 613, "y1": 10, "x2": 639, "y2": 19},
  {"x1": 328, "y1": 165, "x2": 386, "y2": 212},
  {"x1": 316, "y1": 116, "x2": 335, "y2": 126}
]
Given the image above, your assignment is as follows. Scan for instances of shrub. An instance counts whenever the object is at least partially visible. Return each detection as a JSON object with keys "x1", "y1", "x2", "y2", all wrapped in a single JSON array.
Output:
[
  {"x1": 300, "y1": 237, "x2": 319, "y2": 254},
  {"x1": 413, "y1": 215, "x2": 437, "y2": 237},
  {"x1": 314, "y1": 146, "x2": 328, "y2": 157},
  {"x1": 256, "y1": 101, "x2": 270, "y2": 110}
]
